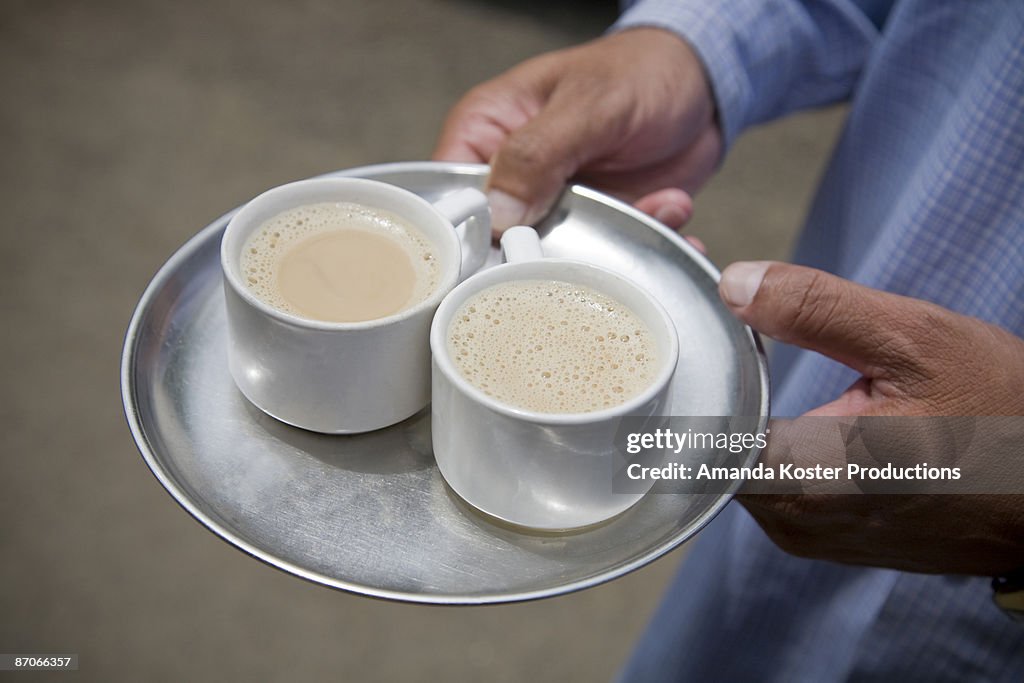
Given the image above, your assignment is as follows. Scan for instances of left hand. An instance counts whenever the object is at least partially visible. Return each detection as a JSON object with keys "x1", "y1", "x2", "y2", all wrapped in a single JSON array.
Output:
[
  {"x1": 432, "y1": 28, "x2": 719, "y2": 234},
  {"x1": 720, "y1": 260, "x2": 1024, "y2": 575}
]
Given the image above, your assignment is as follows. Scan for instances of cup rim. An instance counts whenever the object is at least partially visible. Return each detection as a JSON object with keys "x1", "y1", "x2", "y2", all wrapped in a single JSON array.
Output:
[
  {"x1": 430, "y1": 259, "x2": 680, "y2": 426},
  {"x1": 220, "y1": 177, "x2": 463, "y2": 330}
]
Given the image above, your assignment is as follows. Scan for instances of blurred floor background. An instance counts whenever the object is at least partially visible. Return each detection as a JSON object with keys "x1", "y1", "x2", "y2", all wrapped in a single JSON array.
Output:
[{"x1": 0, "y1": 1, "x2": 844, "y2": 681}]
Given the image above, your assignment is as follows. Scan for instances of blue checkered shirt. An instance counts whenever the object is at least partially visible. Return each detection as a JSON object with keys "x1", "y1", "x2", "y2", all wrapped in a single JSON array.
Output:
[{"x1": 613, "y1": 0, "x2": 1024, "y2": 680}]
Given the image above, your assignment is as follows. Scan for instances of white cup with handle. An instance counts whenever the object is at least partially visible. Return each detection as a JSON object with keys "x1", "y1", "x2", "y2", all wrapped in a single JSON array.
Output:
[
  {"x1": 221, "y1": 177, "x2": 490, "y2": 434},
  {"x1": 430, "y1": 226, "x2": 678, "y2": 530}
]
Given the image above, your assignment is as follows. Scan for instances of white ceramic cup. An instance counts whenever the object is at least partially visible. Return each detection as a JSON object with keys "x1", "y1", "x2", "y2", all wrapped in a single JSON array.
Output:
[
  {"x1": 221, "y1": 177, "x2": 490, "y2": 434},
  {"x1": 430, "y1": 226, "x2": 679, "y2": 530}
]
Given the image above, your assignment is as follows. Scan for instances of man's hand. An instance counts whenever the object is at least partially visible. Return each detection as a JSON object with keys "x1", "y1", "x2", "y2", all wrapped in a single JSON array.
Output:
[
  {"x1": 720, "y1": 261, "x2": 1024, "y2": 575},
  {"x1": 433, "y1": 28, "x2": 721, "y2": 234}
]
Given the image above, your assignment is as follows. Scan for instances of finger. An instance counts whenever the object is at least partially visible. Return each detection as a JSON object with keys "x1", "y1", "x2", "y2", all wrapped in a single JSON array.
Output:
[
  {"x1": 685, "y1": 235, "x2": 707, "y2": 255},
  {"x1": 803, "y1": 377, "x2": 877, "y2": 417},
  {"x1": 633, "y1": 188, "x2": 694, "y2": 230},
  {"x1": 431, "y1": 136, "x2": 491, "y2": 164},
  {"x1": 486, "y1": 94, "x2": 614, "y2": 231},
  {"x1": 718, "y1": 261, "x2": 938, "y2": 381},
  {"x1": 739, "y1": 416, "x2": 857, "y2": 496},
  {"x1": 433, "y1": 107, "x2": 516, "y2": 164}
]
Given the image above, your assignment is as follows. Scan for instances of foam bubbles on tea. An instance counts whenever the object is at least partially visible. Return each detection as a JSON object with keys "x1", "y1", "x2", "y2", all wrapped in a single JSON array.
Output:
[
  {"x1": 447, "y1": 280, "x2": 657, "y2": 413},
  {"x1": 240, "y1": 202, "x2": 440, "y2": 323}
]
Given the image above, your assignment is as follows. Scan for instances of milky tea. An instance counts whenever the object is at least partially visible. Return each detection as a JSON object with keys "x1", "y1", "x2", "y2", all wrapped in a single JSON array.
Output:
[
  {"x1": 447, "y1": 279, "x2": 658, "y2": 413},
  {"x1": 240, "y1": 202, "x2": 440, "y2": 323}
]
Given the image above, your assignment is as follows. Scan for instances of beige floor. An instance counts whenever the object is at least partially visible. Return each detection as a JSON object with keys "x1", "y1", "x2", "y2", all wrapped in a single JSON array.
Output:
[{"x1": 0, "y1": 1, "x2": 844, "y2": 681}]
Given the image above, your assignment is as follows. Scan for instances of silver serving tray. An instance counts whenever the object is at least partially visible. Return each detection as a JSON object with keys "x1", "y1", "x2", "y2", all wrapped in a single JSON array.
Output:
[{"x1": 121, "y1": 162, "x2": 768, "y2": 604}]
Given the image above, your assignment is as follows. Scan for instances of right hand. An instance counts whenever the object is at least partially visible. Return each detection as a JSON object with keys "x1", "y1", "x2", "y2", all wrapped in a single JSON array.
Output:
[{"x1": 432, "y1": 28, "x2": 722, "y2": 235}]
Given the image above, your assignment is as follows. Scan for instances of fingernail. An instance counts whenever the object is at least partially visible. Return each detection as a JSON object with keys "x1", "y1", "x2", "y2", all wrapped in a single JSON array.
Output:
[
  {"x1": 486, "y1": 189, "x2": 528, "y2": 232},
  {"x1": 685, "y1": 235, "x2": 707, "y2": 255},
  {"x1": 720, "y1": 261, "x2": 770, "y2": 307},
  {"x1": 654, "y1": 204, "x2": 691, "y2": 228}
]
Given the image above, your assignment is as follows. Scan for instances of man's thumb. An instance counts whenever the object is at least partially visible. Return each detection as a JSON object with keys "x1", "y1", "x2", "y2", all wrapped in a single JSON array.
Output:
[
  {"x1": 486, "y1": 99, "x2": 601, "y2": 232},
  {"x1": 718, "y1": 261, "x2": 933, "y2": 379}
]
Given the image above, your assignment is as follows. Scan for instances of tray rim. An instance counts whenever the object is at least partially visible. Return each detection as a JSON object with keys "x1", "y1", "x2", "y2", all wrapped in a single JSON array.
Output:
[{"x1": 121, "y1": 161, "x2": 770, "y2": 604}]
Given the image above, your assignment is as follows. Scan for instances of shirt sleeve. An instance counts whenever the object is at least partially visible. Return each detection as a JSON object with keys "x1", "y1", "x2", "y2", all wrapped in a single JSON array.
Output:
[{"x1": 613, "y1": 0, "x2": 887, "y2": 148}]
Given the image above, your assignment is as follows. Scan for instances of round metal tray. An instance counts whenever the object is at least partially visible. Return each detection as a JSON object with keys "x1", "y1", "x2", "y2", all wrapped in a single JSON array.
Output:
[{"x1": 121, "y1": 162, "x2": 768, "y2": 604}]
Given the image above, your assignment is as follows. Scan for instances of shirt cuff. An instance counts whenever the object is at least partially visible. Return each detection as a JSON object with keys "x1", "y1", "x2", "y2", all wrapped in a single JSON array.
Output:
[
  {"x1": 612, "y1": 1, "x2": 754, "y2": 149},
  {"x1": 612, "y1": 0, "x2": 878, "y2": 149}
]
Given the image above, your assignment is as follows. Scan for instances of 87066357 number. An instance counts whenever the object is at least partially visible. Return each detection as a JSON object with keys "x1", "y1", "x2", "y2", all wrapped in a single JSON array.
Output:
[{"x1": 0, "y1": 654, "x2": 78, "y2": 670}]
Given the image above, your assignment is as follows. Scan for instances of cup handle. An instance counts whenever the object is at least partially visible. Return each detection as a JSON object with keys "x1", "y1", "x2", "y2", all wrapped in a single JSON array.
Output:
[
  {"x1": 431, "y1": 188, "x2": 491, "y2": 280},
  {"x1": 500, "y1": 225, "x2": 544, "y2": 263}
]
